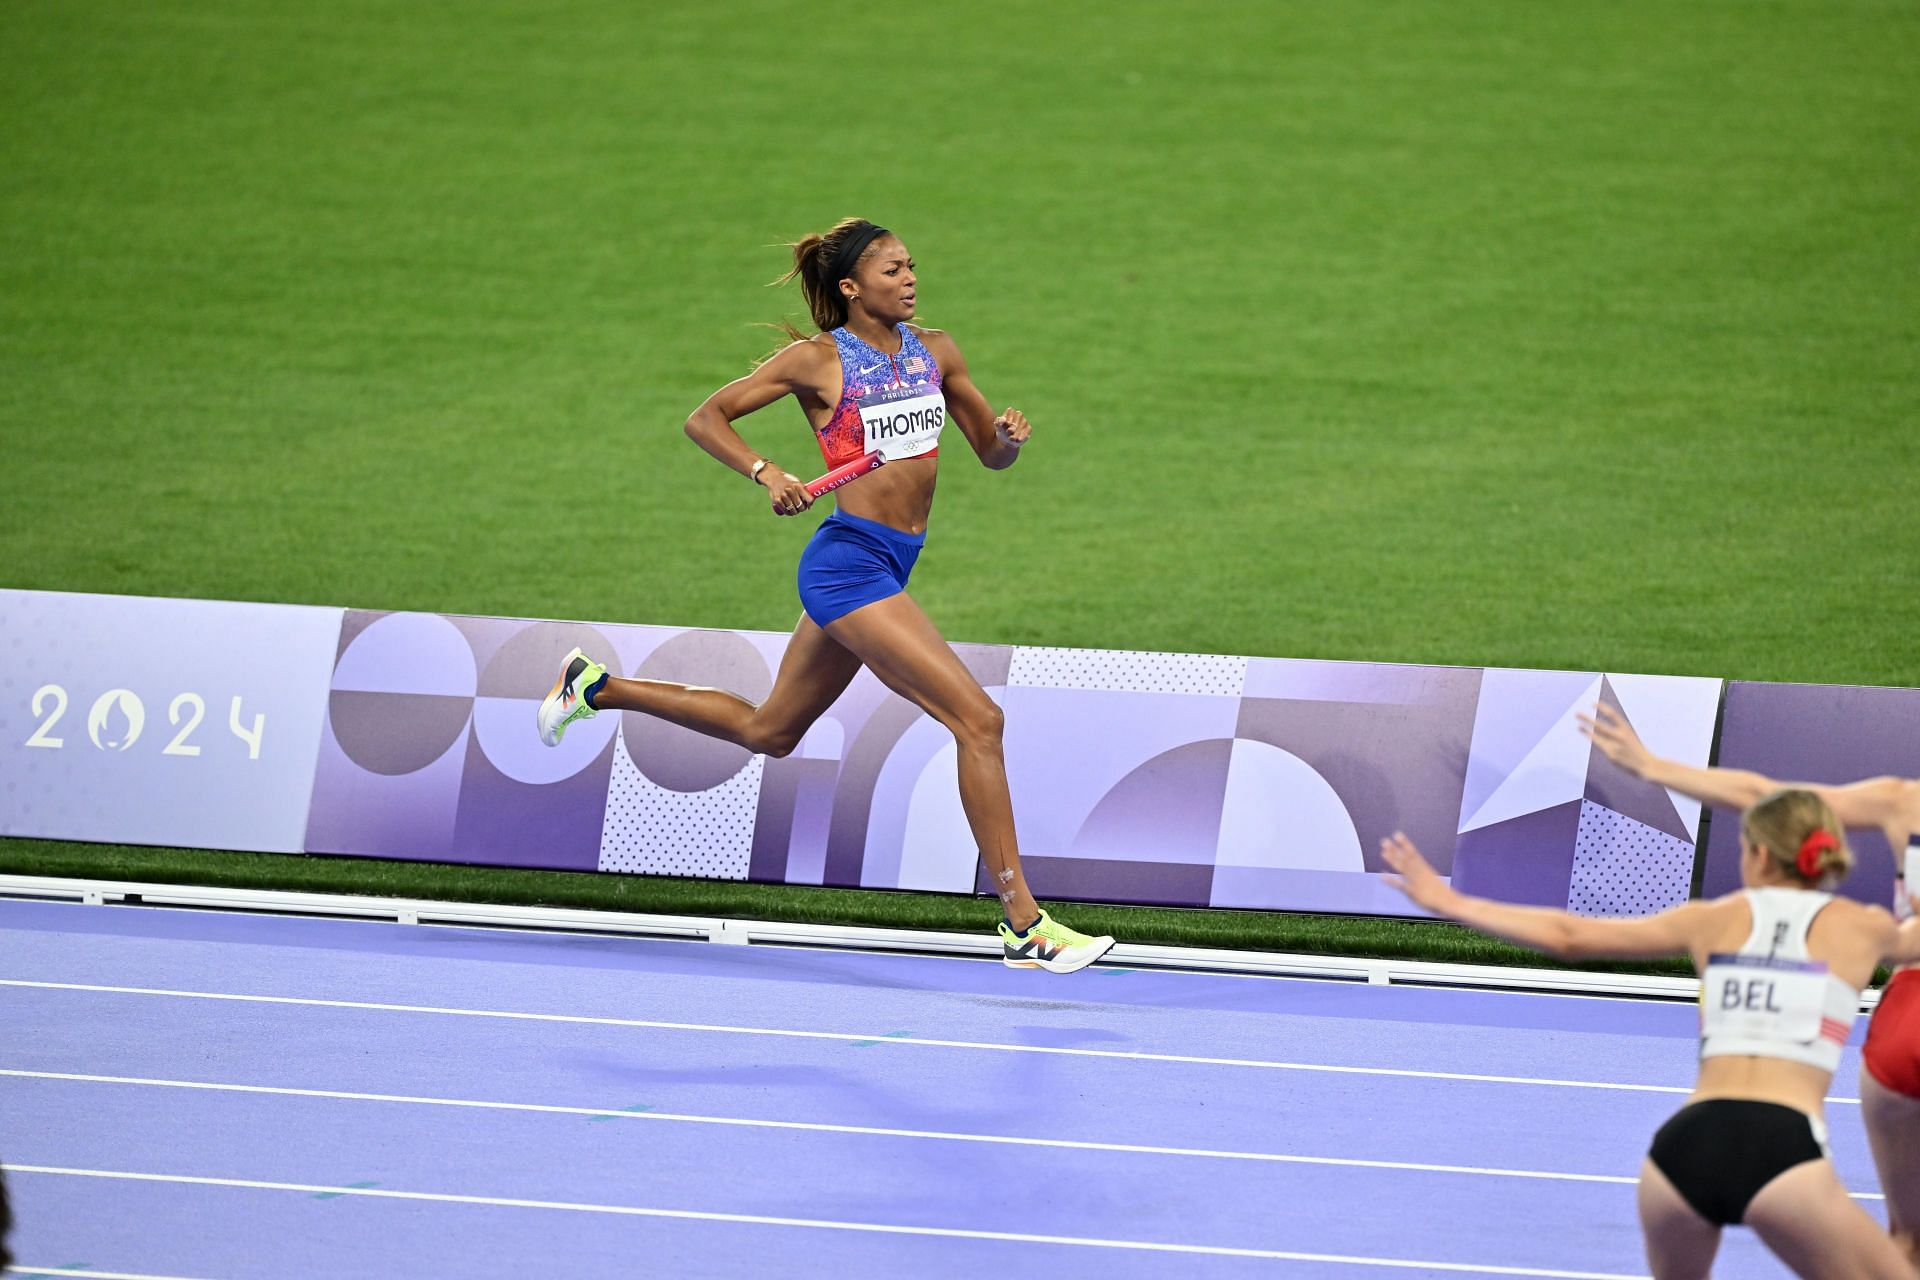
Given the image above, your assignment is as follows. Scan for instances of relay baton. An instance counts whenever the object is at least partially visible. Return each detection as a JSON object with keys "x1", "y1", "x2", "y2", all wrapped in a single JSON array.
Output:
[{"x1": 786, "y1": 451, "x2": 886, "y2": 508}]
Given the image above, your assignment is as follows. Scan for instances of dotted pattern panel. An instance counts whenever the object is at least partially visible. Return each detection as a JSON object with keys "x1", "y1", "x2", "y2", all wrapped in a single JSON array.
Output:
[
  {"x1": 1006, "y1": 647, "x2": 1247, "y2": 697},
  {"x1": 597, "y1": 726, "x2": 764, "y2": 879},
  {"x1": 1568, "y1": 800, "x2": 1696, "y2": 915}
]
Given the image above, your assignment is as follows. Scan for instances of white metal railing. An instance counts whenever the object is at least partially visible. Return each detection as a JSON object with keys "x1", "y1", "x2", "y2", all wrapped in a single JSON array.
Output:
[{"x1": 1, "y1": 872, "x2": 1830, "y2": 1006}]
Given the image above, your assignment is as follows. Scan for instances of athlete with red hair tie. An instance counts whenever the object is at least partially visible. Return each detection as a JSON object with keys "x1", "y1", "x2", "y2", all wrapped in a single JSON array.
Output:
[
  {"x1": 1383, "y1": 790, "x2": 1920, "y2": 1279},
  {"x1": 1584, "y1": 702, "x2": 1920, "y2": 1261},
  {"x1": 539, "y1": 218, "x2": 1113, "y2": 973}
]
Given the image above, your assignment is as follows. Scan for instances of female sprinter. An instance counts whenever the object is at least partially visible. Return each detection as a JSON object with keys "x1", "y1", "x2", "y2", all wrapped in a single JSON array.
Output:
[
  {"x1": 1584, "y1": 702, "x2": 1920, "y2": 1259},
  {"x1": 537, "y1": 217, "x2": 1113, "y2": 974},
  {"x1": 1381, "y1": 791, "x2": 1919, "y2": 1279}
]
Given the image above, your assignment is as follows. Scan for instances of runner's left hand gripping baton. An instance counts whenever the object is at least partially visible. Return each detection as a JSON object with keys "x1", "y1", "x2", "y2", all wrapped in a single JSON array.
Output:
[{"x1": 786, "y1": 451, "x2": 886, "y2": 508}]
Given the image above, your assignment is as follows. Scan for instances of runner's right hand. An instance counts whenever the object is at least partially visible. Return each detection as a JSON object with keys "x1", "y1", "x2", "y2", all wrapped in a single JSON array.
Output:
[{"x1": 761, "y1": 469, "x2": 813, "y2": 517}]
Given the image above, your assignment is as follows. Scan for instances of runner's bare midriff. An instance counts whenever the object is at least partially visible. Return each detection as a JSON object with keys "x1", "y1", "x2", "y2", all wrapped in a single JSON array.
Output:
[{"x1": 834, "y1": 454, "x2": 937, "y2": 535}]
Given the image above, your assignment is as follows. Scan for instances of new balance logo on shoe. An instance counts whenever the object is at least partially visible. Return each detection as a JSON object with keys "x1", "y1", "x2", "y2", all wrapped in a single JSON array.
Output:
[
  {"x1": 1009, "y1": 936, "x2": 1062, "y2": 964},
  {"x1": 999, "y1": 910, "x2": 1115, "y2": 974}
]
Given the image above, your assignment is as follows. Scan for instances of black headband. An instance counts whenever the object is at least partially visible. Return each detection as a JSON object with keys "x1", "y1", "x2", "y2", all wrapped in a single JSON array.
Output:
[{"x1": 825, "y1": 222, "x2": 890, "y2": 289}]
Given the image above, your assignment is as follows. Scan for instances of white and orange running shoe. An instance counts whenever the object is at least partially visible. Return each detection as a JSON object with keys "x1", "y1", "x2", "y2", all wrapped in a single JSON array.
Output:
[
  {"x1": 536, "y1": 647, "x2": 607, "y2": 747},
  {"x1": 998, "y1": 909, "x2": 1115, "y2": 973}
]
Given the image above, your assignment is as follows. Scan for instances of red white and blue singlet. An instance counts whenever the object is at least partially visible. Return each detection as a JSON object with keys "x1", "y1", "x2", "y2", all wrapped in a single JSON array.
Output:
[
  {"x1": 816, "y1": 325, "x2": 946, "y2": 467},
  {"x1": 793, "y1": 324, "x2": 944, "y2": 627}
]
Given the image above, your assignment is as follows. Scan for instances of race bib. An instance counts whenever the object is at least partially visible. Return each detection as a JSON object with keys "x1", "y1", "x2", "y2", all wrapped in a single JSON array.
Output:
[
  {"x1": 858, "y1": 386, "x2": 946, "y2": 461},
  {"x1": 1700, "y1": 954, "x2": 1827, "y2": 1043}
]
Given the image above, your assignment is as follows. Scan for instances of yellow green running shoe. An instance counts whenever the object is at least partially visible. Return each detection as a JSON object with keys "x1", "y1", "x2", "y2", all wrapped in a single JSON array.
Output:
[
  {"x1": 536, "y1": 646, "x2": 607, "y2": 747},
  {"x1": 998, "y1": 908, "x2": 1115, "y2": 974}
]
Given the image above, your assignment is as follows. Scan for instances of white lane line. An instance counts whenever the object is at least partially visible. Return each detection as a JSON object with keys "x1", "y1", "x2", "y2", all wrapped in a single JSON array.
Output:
[
  {"x1": 6, "y1": 1165, "x2": 1651, "y2": 1278},
  {"x1": 0, "y1": 979, "x2": 1733, "y2": 1099},
  {"x1": 0, "y1": 1068, "x2": 1640, "y2": 1188},
  {"x1": 5, "y1": 1069, "x2": 1885, "y2": 1204},
  {"x1": 2, "y1": 1271, "x2": 213, "y2": 1280}
]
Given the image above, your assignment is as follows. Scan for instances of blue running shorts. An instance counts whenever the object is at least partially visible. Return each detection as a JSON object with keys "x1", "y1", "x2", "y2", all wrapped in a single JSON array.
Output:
[{"x1": 797, "y1": 510, "x2": 925, "y2": 627}]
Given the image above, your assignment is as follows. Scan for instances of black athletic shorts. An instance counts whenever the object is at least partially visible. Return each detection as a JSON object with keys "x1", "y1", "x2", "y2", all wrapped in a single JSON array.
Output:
[{"x1": 1647, "y1": 1099, "x2": 1828, "y2": 1226}]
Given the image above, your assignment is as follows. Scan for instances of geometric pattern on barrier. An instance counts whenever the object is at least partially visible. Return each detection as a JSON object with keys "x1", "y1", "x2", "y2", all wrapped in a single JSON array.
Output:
[
  {"x1": 871, "y1": 715, "x2": 974, "y2": 892},
  {"x1": 308, "y1": 613, "x2": 622, "y2": 871},
  {"x1": 994, "y1": 642, "x2": 1250, "y2": 906},
  {"x1": 1007, "y1": 646, "x2": 1247, "y2": 697},
  {"x1": 1567, "y1": 800, "x2": 1695, "y2": 916},
  {"x1": 299, "y1": 606, "x2": 1729, "y2": 916},
  {"x1": 984, "y1": 655, "x2": 1520, "y2": 913},
  {"x1": 598, "y1": 723, "x2": 763, "y2": 878},
  {"x1": 1457, "y1": 670, "x2": 1599, "y2": 837},
  {"x1": 616, "y1": 627, "x2": 772, "y2": 794},
  {"x1": 853, "y1": 643, "x2": 1010, "y2": 895},
  {"x1": 307, "y1": 611, "x2": 478, "y2": 863},
  {"x1": 1205, "y1": 658, "x2": 1484, "y2": 915},
  {"x1": 305, "y1": 610, "x2": 1003, "y2": 891},
  {"x1": 1451, "y1": 669, "x2": 1720, "y2": 909},
  {"x1": 52, "y1": 589, "x2": 1920, "y2": 919},
  {"x1": 328, "y1": 612, "x2": 475, "y2": 775}
]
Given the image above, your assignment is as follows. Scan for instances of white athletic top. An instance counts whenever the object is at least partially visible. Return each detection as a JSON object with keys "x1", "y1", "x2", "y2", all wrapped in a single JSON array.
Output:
[
  {"x1": 1698, "y1": 888, "x2": 1857, "y2": 1073},
  {"x1": 1900, "y1": 836, "x2": 1920, "y2": 921}
]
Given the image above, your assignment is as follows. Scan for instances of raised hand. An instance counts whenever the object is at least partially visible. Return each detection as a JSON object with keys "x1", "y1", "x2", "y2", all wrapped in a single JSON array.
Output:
[
  {"x1": 994, "y1": 407, "x2": 1031, "y2": 449},
  {"x1": 1576, "y1": 702, "x2": 1653, "y2": 777},
  {"x1": 1380, "y1": 832, "x2": 1454, "y2": 914}
]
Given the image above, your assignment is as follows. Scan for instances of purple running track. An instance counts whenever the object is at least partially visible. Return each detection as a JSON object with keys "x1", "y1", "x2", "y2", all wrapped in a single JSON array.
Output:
[{"x1": 0, "y1": 898, "x2": 1880, "y2": 1278}]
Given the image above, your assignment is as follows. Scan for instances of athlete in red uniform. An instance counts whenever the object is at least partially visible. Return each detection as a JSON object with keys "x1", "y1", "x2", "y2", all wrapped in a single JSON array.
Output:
[{"x1": 1584, "y1": 703, "x2": 1920, "y2": 1259}]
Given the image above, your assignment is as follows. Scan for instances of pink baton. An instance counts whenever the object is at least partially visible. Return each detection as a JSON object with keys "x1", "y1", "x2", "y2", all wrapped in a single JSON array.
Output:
[{"x1": 794, "y1": 451, "x2": 886, "y2": 504}]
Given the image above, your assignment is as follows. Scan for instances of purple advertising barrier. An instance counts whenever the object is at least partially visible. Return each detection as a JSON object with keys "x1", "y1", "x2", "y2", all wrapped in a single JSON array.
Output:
[
  {"x1": 991, "y1": 653, "x2": 1721, "y2": 914},
  {"x1": 302, "y1": 610, "x2": 1724, "y2": 918},
  {"x1": 303, "y1": 611, "x2": 1005, "y2": 893},
  {"x1": 1451, "y1": 669, "x2": 1721, "y2": 915},
  {"x1": 0, "y1": 589, "x2": 344, "y2": 852},
  {"x1": 1700, "y1": 681, "x2": 1920, "y2": 907}
]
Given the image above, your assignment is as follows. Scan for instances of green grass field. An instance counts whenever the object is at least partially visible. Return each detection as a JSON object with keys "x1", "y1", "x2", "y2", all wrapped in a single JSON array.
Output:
[{"x1": 2, "y1": 1, "x2": 1915, "y2": 963}]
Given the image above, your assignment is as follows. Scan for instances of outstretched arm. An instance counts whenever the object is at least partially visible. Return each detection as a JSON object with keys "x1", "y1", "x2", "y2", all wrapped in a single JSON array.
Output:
[
  {"x1": 1579, "y1": 703, "x2": 1774, "y2": 809},
  {"x1": 1381, "y1": 832, "x2": 1721, "y2": 962},
  {"x1": 920, "y1": 329, "x2": 1027, "y2": 470},
  {"x1": 1579, "y1": 703, "x2": 1918, "y2": 833}
]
